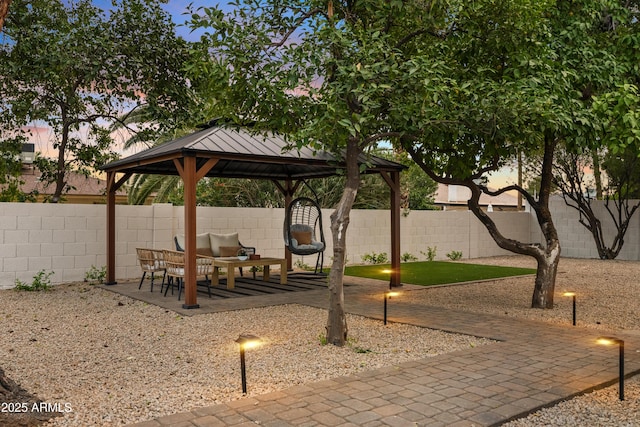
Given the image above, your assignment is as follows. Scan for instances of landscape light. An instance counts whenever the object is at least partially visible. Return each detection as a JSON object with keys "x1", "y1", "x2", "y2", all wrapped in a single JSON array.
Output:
[
  {"x1": 597, "y1": 336, "x2": 625, "y2": 401},
  {"x1": 384, "y1": 291, "x2": 399, "y2": 325},
  {"x1": 563, "y1": 291, "x2": 577, "y2": 326},
  {"x1": 235, "y1": 334, "x2": 261, "y2": 394}
]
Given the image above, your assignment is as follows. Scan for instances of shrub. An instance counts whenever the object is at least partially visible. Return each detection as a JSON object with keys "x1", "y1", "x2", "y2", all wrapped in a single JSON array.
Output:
[
  {"x1": 361, "y1": 252, "x2": 388, "y2": 264},
  {"x1": 84, "y1": 265, "x2": 106, "y2": 285},
  {"x1": 14, "y1": 270, "x2": 54, "y2": 291},
  {"x1": 401, "y1": 252, "x2": 418, "y2": 262},
  {"x1": 446, "y1": 250, "x2": 463, "y2": 261},
  {"x1": 421, "y1": 246, "x2": 437, "y2": 261}
]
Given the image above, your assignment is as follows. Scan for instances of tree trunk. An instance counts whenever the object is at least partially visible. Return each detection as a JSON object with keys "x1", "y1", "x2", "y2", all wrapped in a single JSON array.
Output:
[
  {"x1": 591, "y1": 149, "x2": 603, "y2": 199},
  {"x1": 0, "y1": 0, "x2": 11, "y2": 32},
  {"x1": 460, "y1": 133, "x2": 561, "y2": 308},
  {"x1": 531, "y1": 247, "x2": 560, "y2": 308},
  {"x1": 326, "y1": 137, "x2": 361, "y2": 346},
  {"x1": 51, "y1": 122, "x2": 70, "y2": 203}
]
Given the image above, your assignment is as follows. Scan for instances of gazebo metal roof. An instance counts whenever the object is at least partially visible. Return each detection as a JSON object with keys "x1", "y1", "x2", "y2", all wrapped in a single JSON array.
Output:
[{"x1": 101, "y1": 125, "x2": 405, "y2": 179}]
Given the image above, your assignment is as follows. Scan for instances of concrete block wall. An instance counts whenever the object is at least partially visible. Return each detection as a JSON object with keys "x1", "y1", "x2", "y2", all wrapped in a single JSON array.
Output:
[
  {"x1": 3, "y1": 197, "x2": 637, "y2": 288},
  {"x1": 0, "y1": 203, "x2": 107, "y2": 288}
]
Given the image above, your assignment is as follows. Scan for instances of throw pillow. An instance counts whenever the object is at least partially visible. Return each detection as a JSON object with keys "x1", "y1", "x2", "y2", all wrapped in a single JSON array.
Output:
[
  {"x1": 291, "y1": 230, "x2": 312, "y2": 245},
  {"x1": 196, "y1": 247, "x2": 214, "y2": 257},
  {"x1": 219, "y1": 245, "x2": 242, "y2": 257}
]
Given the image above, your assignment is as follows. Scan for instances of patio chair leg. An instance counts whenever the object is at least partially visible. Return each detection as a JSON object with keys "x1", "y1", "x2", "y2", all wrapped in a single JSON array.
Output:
[
  {"x1": 178, "y1": 279, "x2": 183, "y2": 300},
  {"x1": 164, "y1": 277, "x2": 173, "y2": 297},
  {"x1": 160, "y1": 271, "x2": 167, "y2": 294},
  {"x1": 138, "y1": 272, "x2": 147, "y2": 289},
  {"x1": 150, "y1": 272, "x2": 155, "y2": 292}
]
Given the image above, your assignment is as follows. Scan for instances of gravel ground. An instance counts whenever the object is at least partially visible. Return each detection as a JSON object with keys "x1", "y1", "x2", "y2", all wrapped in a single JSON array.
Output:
[{"x1": 0, "y1": 255, "x2": 638, "y2": 426}]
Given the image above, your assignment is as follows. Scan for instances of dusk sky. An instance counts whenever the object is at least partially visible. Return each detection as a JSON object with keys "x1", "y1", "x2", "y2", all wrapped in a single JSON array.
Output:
[{"x1": 38, "y1": 1, "x2": 516, "y2": 189}]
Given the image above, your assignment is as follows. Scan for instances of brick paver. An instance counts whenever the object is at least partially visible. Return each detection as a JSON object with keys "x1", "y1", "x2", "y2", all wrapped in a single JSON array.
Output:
[{"x1": 114, "y1": 277, "x2": 640, "y2": 427}]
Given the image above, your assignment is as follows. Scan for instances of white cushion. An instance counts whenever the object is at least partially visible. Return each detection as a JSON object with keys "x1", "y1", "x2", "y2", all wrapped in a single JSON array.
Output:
[{"x1": 209, "y1": 233, "x2": 239, "y2": 257}]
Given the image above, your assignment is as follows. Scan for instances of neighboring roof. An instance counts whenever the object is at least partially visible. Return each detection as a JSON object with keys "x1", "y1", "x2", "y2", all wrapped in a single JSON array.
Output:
[
  {"x1": 434, "y1": 183, "x2": 518, "y2": 207},
  {"x1": 101, "y1": 125, "x2": 406, "y2": 179}
]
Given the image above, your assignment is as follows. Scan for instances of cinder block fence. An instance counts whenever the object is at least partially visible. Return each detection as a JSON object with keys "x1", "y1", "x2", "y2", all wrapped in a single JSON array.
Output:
[{"x1": 1, "y1": 197, "x2": 638, "y2": 288}]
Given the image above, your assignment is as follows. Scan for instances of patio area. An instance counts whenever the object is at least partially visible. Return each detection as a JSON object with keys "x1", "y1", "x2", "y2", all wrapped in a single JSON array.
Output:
[{"x1": 100, "y1": 272, "x2": 366, "y2": 316}]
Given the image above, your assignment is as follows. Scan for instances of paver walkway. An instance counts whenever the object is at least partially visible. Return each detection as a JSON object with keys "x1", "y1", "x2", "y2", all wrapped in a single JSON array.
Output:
[{"x1": 116, "y1": 276, "x2": 640, "y2": 427}]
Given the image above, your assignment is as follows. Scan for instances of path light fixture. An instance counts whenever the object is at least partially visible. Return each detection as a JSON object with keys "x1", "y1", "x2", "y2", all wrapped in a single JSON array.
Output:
[
  {"x1": 597, "y1": 336, "x2": 625, "y2": 401},
  {"x1": 235, "y1": 334, "x2": 261, "y2": 394},
  {"x1": 563, "y1": 292, "x2": 577, "y2": 326},
  {"x1": 384, "y1": 291, "x2": 399, "y2": 325}
]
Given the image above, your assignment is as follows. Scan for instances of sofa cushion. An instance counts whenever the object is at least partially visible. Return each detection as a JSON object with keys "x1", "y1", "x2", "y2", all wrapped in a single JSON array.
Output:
[
  {"x1": 175, "y1": 233, "x2": 211, "y2": 252},
  {"x1": 209, "y1": 232, "x2": 239, "y2": 257}
]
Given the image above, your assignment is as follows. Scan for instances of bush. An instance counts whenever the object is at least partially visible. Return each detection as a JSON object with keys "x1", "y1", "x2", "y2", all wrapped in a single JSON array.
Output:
[
  {"x1": 361, "y1": 252, "x2": 388, "y2": 264},
  {"x1": 421, "y1": 246, "x2": 437, "y2": 261},
  {"x1": 84, "y1": 265, "x2": 106, "y2": 285},
  {"x1": 446, "y1": 250, "x2": 463, "y2": 261},
  {"x1": 401, "y1": 252, "x2": 418, "y2": 262},
  {"x1": 14, "y1": 270, "x2": 54, "y2": 291}
]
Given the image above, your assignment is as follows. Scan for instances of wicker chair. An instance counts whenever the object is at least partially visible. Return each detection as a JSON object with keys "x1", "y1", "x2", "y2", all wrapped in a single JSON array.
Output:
[
  {"x1": 162, "y1": 249, "x2": 214, "y2": 300},
  {"x1": 135, "y1": 248, "x2": 166, "y2": 292}
]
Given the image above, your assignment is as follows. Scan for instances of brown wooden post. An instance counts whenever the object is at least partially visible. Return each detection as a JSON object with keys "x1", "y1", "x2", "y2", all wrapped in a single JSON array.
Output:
[
  {"x1": 181, "y1": 155, "x2": 199, "y2": 308},
  {"x1": 105, "y1": 171, "x2": 130, "y2": 286},
  {"x1": 105, "y1": 171, "x2": 117, "y2": 286},
  {"x1": 380, "y1": 171, "x2": 402, "y2": 287},
  {"x1": 174, "y1": 156, "x2": 218, "y2": 309}
]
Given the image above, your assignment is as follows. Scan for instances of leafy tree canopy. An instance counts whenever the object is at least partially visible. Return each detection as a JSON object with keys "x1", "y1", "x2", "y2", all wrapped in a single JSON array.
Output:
[{"x1": 0, "y1": 0, "x2": 193, "y2": 201}]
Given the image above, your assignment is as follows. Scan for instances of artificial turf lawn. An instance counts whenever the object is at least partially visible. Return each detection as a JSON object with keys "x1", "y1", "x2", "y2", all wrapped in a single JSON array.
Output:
[{"x1": 344, "y1": 261, "x2": 536, "y2": 286}]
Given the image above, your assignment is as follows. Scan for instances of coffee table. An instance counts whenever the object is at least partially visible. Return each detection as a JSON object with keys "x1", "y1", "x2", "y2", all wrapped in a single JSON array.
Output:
[{"x1": 211, "y1": 257, "x2": 287, "y2": 289}]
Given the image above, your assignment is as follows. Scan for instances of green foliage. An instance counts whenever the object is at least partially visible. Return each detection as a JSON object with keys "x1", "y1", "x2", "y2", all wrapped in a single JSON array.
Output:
[
  {"x1": 361, "y1": 252, "x2": 389, "y2": 265},
  {"x1": 421, "y1": 247, "x2": 437, "y2": 262},
  {"x1": 446, "y1": 251, "x2": 463, "y2": 261},
  {"x1": 317, "y1": 334, "x2": 328, "y2": 346},
  {"x1": 84, "y1": 265, "x2": 106, "y2": 285},
  {"x1": 294, "y1": 259, "x2": 314, "y2": 271},
  {"x1": 14, "y1": 270, "x2": 54, "y2": 292},
  {"x1": 1, "y1": 0, "x2": 193, "y2": 202},
  {"x1": 401, "y1": 252, "x2": 418, "y2": 263}
]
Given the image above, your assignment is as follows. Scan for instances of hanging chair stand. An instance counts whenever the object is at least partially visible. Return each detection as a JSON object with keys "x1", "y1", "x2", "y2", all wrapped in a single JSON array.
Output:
[{"x1": 284, "y1": 196, "x2": 326, "y2": 275}]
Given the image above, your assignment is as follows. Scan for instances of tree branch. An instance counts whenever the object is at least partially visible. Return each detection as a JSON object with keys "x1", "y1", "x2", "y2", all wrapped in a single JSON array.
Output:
[{"x1": 270, "y1": 7, "x2": 325, "y2": 48}]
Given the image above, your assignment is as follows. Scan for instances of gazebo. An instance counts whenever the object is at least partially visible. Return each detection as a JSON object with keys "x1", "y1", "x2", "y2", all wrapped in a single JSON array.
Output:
[{"x1": 101, "y1": 124, "x2": 406, "y2": 308}]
